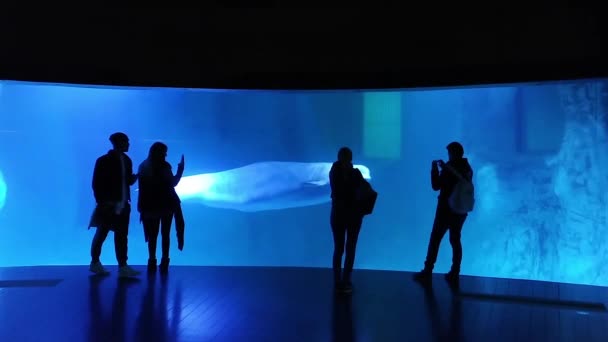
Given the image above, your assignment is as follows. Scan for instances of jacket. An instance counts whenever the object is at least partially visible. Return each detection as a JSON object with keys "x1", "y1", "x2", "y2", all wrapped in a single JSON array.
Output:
[
  {"x1": 329, "y1": 161, "x2": 364, "y2": 209},
  {"x1": 137, "y1": 159, "x2": 184, "y2": 215},
  {"x1": 92, "y1": 150, "x2": 137, "y2": 204}
]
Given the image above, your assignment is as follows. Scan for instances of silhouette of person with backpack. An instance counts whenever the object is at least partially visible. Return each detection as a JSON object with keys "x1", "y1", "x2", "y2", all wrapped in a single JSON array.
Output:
[
  {"x1": 413, "y1": 142, "x2": 474, "y2": 287},
  {"x1": 330, "y1": 147, "x2": 377, "y2": 294}
]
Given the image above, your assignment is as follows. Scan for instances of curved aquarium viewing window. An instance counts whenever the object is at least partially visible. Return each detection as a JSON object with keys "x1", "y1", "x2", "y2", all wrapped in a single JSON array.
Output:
[{"x1": 0, "y1": 79, "x2": 607, "y2": 286}]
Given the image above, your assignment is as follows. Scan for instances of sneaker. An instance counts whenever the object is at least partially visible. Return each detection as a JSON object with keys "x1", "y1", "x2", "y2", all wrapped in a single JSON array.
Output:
[
  {"x1": 444, "y1": 271, "x2": 460, "y2": 287},
  {"x1": 159, "y1": 258, "x2": 170, "y2": 275},
  {"x1": 334, "y1": 281, "x2": 342, "y2": 292},
  {"x1": 413, "y1": 270, "x2": 432, "y2": 284},
  {"x1": 89, "y1": 261, "x2": 110, "y2": 275},
  {"x1": 334, "y1": 281, "x2": 353, "y2": 294},
  {"x1": 118, "y1": 265, "x2": 141, "y2": 278},
  {"x1": 342, "y1": 281, "x2": 353, "y2": 294},
  {"x1": 147, "y1": 259, "x2": 157, "y2": 274}
]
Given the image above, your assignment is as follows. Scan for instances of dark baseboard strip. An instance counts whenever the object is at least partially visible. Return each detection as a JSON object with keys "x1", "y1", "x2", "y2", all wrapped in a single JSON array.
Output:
[{"x1": 458, "y1": 292, "x2": 607, "y2": 312}]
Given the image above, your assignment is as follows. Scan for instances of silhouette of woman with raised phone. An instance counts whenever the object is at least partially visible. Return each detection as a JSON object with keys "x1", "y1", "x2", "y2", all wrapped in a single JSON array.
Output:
[{"x1": 137, "y1": 142, "x2": 185, "y2": 274}]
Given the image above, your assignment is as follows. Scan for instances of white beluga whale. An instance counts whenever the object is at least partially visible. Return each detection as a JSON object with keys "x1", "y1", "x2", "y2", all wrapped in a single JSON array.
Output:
[{"x1": 173, "y1": 161, "x2": 371, "y2": 212}]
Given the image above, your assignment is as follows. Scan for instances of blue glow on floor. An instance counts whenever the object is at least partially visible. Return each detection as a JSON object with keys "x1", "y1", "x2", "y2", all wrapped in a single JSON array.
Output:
[{"x1": 0, "y1": 80, "x2": 607, "y2": 287}]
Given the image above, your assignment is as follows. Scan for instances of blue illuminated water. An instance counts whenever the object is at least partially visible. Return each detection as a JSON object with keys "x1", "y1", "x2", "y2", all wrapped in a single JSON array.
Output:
[{"x1": 0, "y1": 80, "x2": 607, "y2": 287}]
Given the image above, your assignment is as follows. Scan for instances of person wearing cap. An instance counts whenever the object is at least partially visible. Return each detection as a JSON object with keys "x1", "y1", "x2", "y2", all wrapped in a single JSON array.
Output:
[
  {"x1": 413, "y1": 141, "x2": 473, "y2": 287},
  {"x1": 88, "y1": 132, "x2": 140, "y2": 278}
]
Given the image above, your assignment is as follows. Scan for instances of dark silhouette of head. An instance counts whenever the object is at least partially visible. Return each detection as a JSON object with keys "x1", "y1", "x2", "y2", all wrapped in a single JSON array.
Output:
[
  {"x1": 446, "y1": 142, "x2": 464, "y2": 161},
  {"x1": 110, "y1": 132, "x2": 130, "y2": 153},
  {"x1": 337, "y1": 147, "x2": 353, "y2": 166},
  {"x1": 148, "y1": 142, "x2": 168, "y2": 163}
]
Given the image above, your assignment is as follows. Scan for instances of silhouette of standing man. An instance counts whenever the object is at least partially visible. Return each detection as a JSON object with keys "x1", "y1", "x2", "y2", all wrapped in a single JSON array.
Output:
[
  {"x1": 414, "y1": 142, "x2": 473, "y2": 286},
  {"x1": 88, "y1": 132, "x2": 140, "y2": 278}
]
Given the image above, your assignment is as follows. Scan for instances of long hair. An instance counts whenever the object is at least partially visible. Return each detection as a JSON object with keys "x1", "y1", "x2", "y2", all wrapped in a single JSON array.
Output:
[{"x1": 148, "y1": 142, "x2": 168, "y2": 164}]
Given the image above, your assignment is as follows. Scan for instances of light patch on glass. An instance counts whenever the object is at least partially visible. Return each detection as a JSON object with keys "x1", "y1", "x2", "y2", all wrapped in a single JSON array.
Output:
[{"x1": 363, "y1": 92, "x2": 402, "y2": 159}]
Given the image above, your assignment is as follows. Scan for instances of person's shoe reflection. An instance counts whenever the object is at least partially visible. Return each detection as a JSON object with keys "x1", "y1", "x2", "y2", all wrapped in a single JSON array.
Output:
[
  {"x1": 87, "y1": 275, "x2": 136, "y2": 342},
  {"x1": 134, "y1": 272, "x2": 183, "y2": 341},
  {"x1": 331, "y1": 294, "x2": 356, "y2": 342},
  {"x1": 422, "y1": 283, "x2": 465, "y2": 341}
]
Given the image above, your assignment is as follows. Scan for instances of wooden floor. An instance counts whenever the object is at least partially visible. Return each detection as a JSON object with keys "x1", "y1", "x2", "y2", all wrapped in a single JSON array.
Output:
[{"x1": 0, "y1": 266, "x2": 606, "y2": 341}]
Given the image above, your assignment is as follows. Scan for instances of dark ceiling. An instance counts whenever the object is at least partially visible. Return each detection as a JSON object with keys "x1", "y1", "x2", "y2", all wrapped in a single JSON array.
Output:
[{"x1": 1, "y1": 7, "x2": 606, "y2": 90}]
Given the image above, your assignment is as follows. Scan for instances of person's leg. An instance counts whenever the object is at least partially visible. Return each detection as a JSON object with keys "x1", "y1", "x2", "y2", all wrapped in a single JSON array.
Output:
[
  {"x1": 114, "y1": 207, "x2": 140, "y2": 277},
  {"x1": 330, "y1": 207, "x2": 347, "y2": 285},
  {"x1": 90, "y1": 226, "x2": 110, "y2": 274},
  {"x1": 114, "y1": 224, "x2": 129, "y2": 267},
  {"x1": 342, "y1": 215, "x2": 363, "y2": 285},
  {"x1": 160, "y1": 213, "x2": 173, "y2": 260},
  {"x1": 448, "y1": 214, "x2": 467, "y2": 275},
  {"x1": 414, "y1": 205, "x2": 449, "y2": 283},
  {"x1": 143, "y1": 217, "x2": 161, "y2": 272},
  {"x1": 115, "y1": 232, "x2": 140, "y2": 278},
  {"x1": 159, "y1": 213, "x2": 173, "y2": 274},
  {"x1": 91, "y1": 226, "x2": 110, "y2": 263},
  {"x1": 422, "y1": 207, "x2": 450, "y2": 273}
]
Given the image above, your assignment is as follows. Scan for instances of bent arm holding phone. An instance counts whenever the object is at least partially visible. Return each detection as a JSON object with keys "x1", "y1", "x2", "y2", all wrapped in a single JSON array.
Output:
[{"x1": 431, "y1": 159, "x2": 445, "y2": 191}]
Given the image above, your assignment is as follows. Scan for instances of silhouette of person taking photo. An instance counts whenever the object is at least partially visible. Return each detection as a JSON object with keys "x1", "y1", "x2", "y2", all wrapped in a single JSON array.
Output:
[
  {"x1": 137, "y1": 142, "x2": 185, "y2": 274},
  {"x1": 330, "y1": 147, "x2": 367, "y2": 294},
  {"x1": 414, "y1": 142, "x2": 473, "y2": 287},
  {"x1": 88, "y1": 132, "x2": 140, "y2": 278}
]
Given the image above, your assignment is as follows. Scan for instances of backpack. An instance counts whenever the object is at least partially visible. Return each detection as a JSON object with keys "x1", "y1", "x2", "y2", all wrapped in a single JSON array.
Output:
[
  {"x1": 357, "y1": 179, "x2": 378, "y2": 215},
  {"x1": 445, "y1": 165, "x2": 475, "y2": 214},
  {"x1": 354, "y1": 169, "x2": 378, "y2": 216}
]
